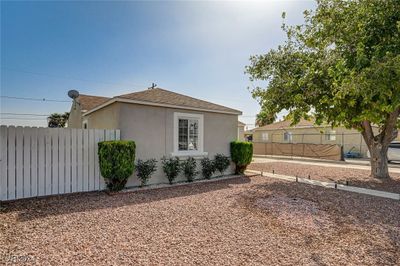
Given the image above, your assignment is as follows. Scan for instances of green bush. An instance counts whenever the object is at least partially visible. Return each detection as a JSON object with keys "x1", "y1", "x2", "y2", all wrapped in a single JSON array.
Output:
[
  {"x1": 214, "y1": 154, "x2": 230, "y2": 176},
  {"x1": 161, "y1": 157, "x2": 180, "y2": 184},
  {"x1": 136, "y1": 159, "x2": 157, "y2": 186},
  {"x1": 230, "y1": 141, "x2": 253, "y2": 174},
  {"x1": 201, "y1": 157, "x2": 215, "y2": 179},
  {"x1": 180, "y1": 157, "x2": 198, "y2": 182},
  {"x1": 98, "y1": 140, "x2": 136, "y2": 191}
]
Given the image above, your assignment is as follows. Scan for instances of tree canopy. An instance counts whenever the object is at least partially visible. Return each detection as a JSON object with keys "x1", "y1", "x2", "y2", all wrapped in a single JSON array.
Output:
[
  {"x1": 47, "y1": 112, "x2": 69, "y2": 128},
  {"x1": 255, "y1": 111, "x2": 276, "y2": 127},
  {"x1": 246, "y1": 0, "x2": 400, "y2": 178}
]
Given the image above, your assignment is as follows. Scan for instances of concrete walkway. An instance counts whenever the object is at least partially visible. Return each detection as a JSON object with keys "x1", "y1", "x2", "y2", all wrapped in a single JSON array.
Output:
[{"x1": 252, "y1": 157, "x2": 400, "y2": 174}]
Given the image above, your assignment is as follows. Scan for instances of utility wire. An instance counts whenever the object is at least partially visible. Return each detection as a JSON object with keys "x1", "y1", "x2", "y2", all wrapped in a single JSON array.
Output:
[
  {"x1": 0, "y1": 112, "x2": 50, "y2": 116},
  {"x1": 0, "y1": 117, "x2": 47, "y2": 120},
  {"x1": 1, "y1": 66, "x2": 148, "y2": 87},
  {"x1": 0, "y1": 95, "x2": 71, "y2": 103}
]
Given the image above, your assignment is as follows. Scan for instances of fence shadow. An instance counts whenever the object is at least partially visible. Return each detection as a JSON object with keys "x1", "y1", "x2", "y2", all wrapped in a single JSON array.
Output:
[{"x1": 1, "y1": 176, "x2": 251, "y2": 222}]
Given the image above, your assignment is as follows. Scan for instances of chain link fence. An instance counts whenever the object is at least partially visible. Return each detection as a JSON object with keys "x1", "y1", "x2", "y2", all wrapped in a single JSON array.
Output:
[{"x1": 252, "y1": 132, "x2": 369, "y2": 160}]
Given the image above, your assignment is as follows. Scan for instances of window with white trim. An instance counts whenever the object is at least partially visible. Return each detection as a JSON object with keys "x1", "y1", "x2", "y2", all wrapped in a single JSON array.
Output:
[
  {"x1": 283, "y1": 132, "x2": 292, "y2": 142},
  {"x1": 325, "y1": 130, "x2": 336, "y2": 141},
  {"x1": 261, "y1": 132, "x2": 269, "y2": 141},
  {"x1": 173, "y1": 112, "x2": 206, "y2": 156}
]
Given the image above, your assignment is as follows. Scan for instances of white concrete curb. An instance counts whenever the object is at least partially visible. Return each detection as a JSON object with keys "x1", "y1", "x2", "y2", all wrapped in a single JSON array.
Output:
[{"x1": 245, "y1": 170, "x2": 400, "y2": 201}]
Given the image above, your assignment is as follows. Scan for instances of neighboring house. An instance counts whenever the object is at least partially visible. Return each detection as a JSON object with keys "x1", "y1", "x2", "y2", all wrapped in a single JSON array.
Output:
[
  {"x1": 244, "y1": 129, "x2": 254, "y2": 142},
  {"x1": 237, "y1": 121, "x2": 246, "y2": 141},
  {"x1": 253, "y1": 119, "x2": 384, "y2": 157},
  {"x1": 68, "y1": 87, "x2": 242, "y2": 186}
]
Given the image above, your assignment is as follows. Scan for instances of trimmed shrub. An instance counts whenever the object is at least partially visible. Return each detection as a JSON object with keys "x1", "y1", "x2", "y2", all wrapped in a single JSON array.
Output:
[
  {"x1": 201, "y1": 157, "x2": 215, "y2": 179},
  {"x1": 214, "y1": 154, "x2": 230, "y2": 176},
  {"x1": 230, "y1": 141, "x2": 253, "y2": 174},
  {"x1": 98, "y1": 140, "x2": 136, "y2": 191},
  {"x1": 136, "y1": 159, "x2": 157, "y2": 186},
  {"x1": 180, "y1": 157, "x2": 198, "y2": 182},
  {"x1": 161, "y1": 156, "x2": 180, "y2": 184}
]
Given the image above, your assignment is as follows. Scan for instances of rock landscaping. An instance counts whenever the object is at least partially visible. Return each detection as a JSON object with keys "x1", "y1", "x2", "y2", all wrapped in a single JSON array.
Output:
[{"x1": 1, "y1": 175, "x2": 399, "y2": 265}]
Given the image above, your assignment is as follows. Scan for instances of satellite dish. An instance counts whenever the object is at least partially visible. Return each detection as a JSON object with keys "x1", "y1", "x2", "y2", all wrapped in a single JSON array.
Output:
[{"x1": 68, "y1": 90, "x2": 79, "y2": 99}]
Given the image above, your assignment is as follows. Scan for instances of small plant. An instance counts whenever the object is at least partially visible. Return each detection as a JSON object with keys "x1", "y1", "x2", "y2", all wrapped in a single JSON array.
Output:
[
  {"x1": 136, "y1": 159, "x2": 157, "y2": 186},
  {"x1": 161, "y1": 156, "x2": 180, "y2": 184},
  {"x1": 180, "y1": 157, "x2": 198, "y2": 182},
  {"x1": 98, "y1": 140, "x2": 136, "y2": 192},
  {"x1": 230, "y1": 141, "x2": 253, "y2": 174},
  {"x1": 214, "y1": 154, "x2": 230, "y2": 176},
  {"x1": 201, "y1": 157, "x2": 215, "y2": 179}
]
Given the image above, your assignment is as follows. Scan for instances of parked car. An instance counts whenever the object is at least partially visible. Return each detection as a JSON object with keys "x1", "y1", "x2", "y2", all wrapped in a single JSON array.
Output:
[{"x1": 367, "y1": 141, "x2": 400, "y2": 162}]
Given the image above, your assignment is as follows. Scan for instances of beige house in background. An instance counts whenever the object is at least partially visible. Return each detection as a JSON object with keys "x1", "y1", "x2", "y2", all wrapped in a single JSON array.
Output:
[
  {"x1": 252, "y1": 119, "x2": 392, "y2": 157},
  {"x1": 68, "y1": 88, "x2": 242, "y2": 186}
]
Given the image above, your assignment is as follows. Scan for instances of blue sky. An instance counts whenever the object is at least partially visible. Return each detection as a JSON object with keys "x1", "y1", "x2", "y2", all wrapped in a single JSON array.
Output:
[{"x1": 1, "y1": 0, "x2": 316, "y2": 128}]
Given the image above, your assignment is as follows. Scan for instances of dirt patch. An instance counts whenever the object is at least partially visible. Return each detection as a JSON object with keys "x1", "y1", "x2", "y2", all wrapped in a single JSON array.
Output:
[{"x1": 255, "y1": 195, "x2": 333, "y2": 233}]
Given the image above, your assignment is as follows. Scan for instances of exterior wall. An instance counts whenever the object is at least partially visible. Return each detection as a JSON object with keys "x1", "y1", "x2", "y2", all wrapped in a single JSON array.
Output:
[
  {"x1": 237, "y1": 125, "x2": 245, "y2": 141},
  {"x1": 253, "y1": 126, "x2": 380, "y2": 157},
  {"x1": 85, "y1": 102, "x2": 120, "y2": 129},
  {"x1": 87, "y1": 102, "x2": 238, "y2": 187},
  {"x1": 67, "y1": 100, "x2": 83, "y2": 128}
]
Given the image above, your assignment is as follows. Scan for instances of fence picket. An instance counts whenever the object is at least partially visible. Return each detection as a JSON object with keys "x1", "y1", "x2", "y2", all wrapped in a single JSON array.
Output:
[
  {"x1": 71, "y1": 129, "x2": 78, "y2": 193},
  {"x1": 88, "y1": 130, "x2": 95, "y2": 191},
  {"x1": 65, "y1": 129, "x2": 71, "y2": 193},
  {"x1": 31, "y1": 127, "x2": 38, "y2": 197},
  {"x1": 7, "y1": 126, "x2": 16, "y2": 200},
  {"x1": 38, "y1": 128, "x2": 46, "y2": 196},
  {"x1": 23, "y1": 127, "x2": 32, "y2": 198},
  {"x1": 58, "y1": 129, "x2": 65, "y2": 194},
  {"x1": 45, "y1": 129, "x2": 52, "y2": 195},
  {"x1": 83, "y1": 130, "x2": 89, "y2": 191},
  {"x1": 15, "y1": 127, "x2": 23, "y2": 199},
  {"x1": 51, "y1": 129, "x2": 59, "y2": 194},
  {"x1": 0, "y1": 126, "x2": 7, "y2": 200},
  {"x1": 77, "y1": 130, "x2": 83, "y2": 192}
]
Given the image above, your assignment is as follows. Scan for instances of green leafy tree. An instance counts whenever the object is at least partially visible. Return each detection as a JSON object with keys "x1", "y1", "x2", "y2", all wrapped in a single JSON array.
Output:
[
  {"x1": 48, "y1": 112, "x2": 69, "y2": 128},
  {"x1": 255, "y1": 111, "x2": 276, "y2": 127},
  {"x1": 246, "y1": 0, "x2": 400, "y2": 178}
]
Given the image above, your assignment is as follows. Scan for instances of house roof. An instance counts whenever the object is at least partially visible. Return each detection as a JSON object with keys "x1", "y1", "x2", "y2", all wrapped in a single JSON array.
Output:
[
  {"x1": 81, "y1": 88, "x2": 242, "y2": 115},
  {"x1": 238, "y1": 121, "x2": 246, "y2": 126},
  {"x1": 255, "y1": 119, "x2": 316, "y2": 131},
  {"x1": 78, "y1": 94, "x2": 110, "y2": 112}
]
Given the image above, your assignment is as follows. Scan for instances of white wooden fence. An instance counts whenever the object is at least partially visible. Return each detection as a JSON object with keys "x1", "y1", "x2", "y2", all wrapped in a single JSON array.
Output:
[{"x1": 0, "y1": 126, "x2": 120, "y2": 201}]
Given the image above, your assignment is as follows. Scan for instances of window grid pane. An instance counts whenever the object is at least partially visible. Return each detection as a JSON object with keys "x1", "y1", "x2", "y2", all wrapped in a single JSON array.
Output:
[
  {"x1": 188, "y1": 119, "x2": 198, "y2": 150},
  {"x1": 179, "y1": 119, "x2": 188, "y2": 150}
]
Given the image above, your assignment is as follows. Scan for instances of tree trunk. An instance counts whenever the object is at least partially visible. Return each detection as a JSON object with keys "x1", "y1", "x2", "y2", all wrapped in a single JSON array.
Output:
[{"x1": 368, "y1": 142, "x2": 390, "y2": 179}]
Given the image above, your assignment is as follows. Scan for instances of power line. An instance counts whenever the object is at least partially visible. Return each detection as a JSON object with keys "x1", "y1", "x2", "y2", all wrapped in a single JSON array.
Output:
[
  {"x1": 1, "y1": 66, "x2": 148, "y2": 87},
  {"x1": 0, "y1": 112, "x2": 50, "y2": 116},
  {"x1": 1, "y1": 95, "x2": 71, "y2": 103},
  {"x1": 0, "y1": 117, "x2": 47, "y2": 120}
]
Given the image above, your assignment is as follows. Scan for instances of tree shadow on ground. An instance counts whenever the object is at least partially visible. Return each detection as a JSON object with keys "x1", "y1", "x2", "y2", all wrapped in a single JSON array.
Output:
[
  {"x1": 243, "y1": 179, "x2": 400, "y2": 244},
  {"x1": 1, "y1": 176, "x2": 251, "y2": 222},
  {"x1": 234, "y1": 178, "x2": 400, "y2": 265}
]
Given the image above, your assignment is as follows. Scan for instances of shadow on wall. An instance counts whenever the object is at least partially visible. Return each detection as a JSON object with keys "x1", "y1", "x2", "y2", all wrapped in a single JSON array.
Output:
[{"x1": 1, "y1": 176, "x2": 251, "y2": 222}]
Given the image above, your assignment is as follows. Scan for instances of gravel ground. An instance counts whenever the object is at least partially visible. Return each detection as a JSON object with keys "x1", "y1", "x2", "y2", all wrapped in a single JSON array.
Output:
[
  {"x1": 248, "y1": 162, "x2": 400, "y2": 193},
  {"x1": 1, "y1": 175, "x2": 399, "y2": 265}
]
